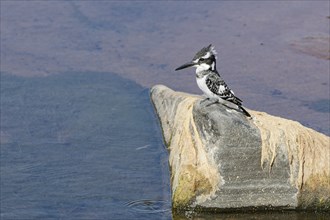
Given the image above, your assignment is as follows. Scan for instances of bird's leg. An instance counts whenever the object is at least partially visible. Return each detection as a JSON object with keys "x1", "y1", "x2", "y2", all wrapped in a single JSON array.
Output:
[{"x1": 205, "y1": 98, "x2": 219, "y2": 107}]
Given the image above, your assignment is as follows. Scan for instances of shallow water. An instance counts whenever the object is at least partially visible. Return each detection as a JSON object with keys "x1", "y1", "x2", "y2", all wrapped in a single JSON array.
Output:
[{"x1": 1, "y1": 1, "x2": 329, "y2": 135}]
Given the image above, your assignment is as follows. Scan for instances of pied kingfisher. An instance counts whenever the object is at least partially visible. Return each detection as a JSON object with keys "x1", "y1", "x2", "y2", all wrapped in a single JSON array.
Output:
[{"x1": 175, "y1": 44, "x2": 251, "y2": 117}]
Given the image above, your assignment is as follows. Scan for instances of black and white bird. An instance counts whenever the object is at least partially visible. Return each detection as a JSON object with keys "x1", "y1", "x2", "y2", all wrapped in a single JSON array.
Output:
[{"x1": 175, "y1": 44, "x2": 251, "y2": 117}]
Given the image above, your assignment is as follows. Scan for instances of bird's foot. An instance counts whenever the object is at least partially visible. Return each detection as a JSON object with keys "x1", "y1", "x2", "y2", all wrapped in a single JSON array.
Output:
[{"x1": 200, "y1": 98, "x2": 210, "y2": 104}]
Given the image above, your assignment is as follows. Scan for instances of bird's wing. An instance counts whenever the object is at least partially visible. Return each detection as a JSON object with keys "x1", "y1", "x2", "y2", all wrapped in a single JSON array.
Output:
[{"x1": 205, "y1": 72, "x2": 243, "y2": 105}]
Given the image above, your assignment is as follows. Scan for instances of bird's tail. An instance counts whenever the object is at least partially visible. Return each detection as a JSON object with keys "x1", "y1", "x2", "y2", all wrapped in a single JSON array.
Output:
[{"x1": 239, "y1": 106, "x2": 251, "y2": 117}]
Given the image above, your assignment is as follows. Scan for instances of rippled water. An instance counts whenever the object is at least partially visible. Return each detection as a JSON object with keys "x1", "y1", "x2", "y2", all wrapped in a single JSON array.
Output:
[{"x1": 0, "y1": 73, "x2": 171, "y2": 219}]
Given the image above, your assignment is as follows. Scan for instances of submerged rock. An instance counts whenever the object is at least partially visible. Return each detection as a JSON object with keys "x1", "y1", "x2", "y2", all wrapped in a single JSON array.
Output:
[
  {"x1": 290, "y1": 36, "x2": 330, "y2": 60},
  {"x1": 150, "y1": 85, "x2": 330, "y2": 212}
]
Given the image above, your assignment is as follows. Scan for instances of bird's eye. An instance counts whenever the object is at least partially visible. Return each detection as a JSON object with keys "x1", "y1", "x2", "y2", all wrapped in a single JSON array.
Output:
[{"x1": 199, "y1": 58, "x2": 205, "y2": 61}]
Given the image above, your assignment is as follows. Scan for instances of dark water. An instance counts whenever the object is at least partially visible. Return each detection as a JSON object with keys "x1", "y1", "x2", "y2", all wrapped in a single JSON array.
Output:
[
  {"x1": 174, "y1": 211, "x2": 330, "y2": 220},
  {"x1": 0, "y1": 72, "x2": 171, "y2": 219}
]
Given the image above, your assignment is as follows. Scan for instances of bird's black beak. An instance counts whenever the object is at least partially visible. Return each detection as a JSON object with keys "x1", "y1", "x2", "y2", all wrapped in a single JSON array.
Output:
[{"x1": 175, "y1": 62, "x2": 195, "y2": 71}]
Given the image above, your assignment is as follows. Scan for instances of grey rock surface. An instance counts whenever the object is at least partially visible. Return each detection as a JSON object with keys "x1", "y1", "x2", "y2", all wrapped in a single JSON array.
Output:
[
  {"x1": 150, "y1": 85, "x2": 330, "y2": 211},
  {"x1": 193, "y1": 100, "x2": 297, "y2": 209}
]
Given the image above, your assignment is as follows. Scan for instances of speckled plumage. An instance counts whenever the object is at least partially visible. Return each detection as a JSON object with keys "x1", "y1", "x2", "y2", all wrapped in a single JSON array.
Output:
[
  {"x1": 204, "y1": 70, "x2": 242, "y2": 105},
  {"x1": 176, "y1": 44, "x2": 251, "y2": 117}
]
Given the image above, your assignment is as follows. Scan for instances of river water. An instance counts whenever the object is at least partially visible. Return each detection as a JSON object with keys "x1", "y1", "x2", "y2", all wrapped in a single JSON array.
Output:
[
  {"x1": 0, "y1": 73, "x2": 171, "y2": 219},
  {"x1": 1, "y1": 1, "x2": 329, "y2": 219}
]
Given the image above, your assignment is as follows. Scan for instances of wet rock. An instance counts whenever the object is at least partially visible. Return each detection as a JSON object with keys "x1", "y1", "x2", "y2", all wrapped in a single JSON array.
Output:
[{"x1": 150, "y1": 85, "x2": 330, "y2": 212}]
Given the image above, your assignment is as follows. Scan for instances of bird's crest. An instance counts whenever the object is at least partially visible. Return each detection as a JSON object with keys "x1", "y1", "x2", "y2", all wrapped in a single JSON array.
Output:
[{"x1": 193, "y1": 44, "x2": 217, "y2": 60}]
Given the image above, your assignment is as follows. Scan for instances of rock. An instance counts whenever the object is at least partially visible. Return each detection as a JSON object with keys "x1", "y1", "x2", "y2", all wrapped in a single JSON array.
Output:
[{"x1": 150, "y1": 85, "x2": 330, "y2": 212}]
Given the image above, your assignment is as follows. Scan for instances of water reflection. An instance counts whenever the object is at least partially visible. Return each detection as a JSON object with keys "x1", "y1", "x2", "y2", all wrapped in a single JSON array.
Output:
[{"x1": 173, "y1": 211, "x2": 330, "y2": 220}]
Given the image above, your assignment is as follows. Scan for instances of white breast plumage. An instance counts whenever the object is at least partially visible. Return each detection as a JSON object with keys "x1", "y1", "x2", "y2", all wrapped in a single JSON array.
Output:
[{"x1": 196, "y1": 74, "x2": 218, "y2": 99}]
